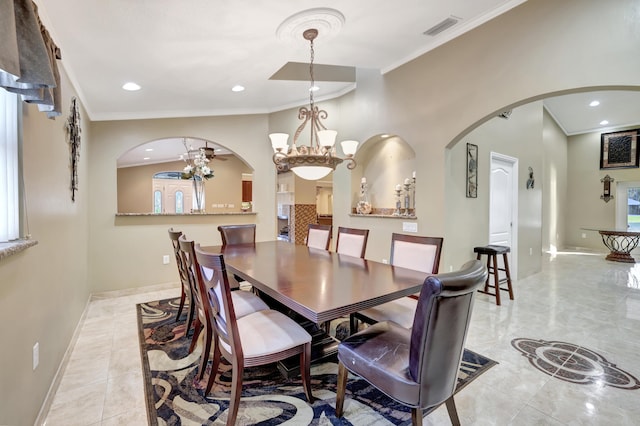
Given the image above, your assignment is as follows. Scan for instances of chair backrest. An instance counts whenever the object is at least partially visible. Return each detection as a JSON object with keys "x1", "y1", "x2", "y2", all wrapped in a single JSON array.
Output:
[
  {"x1": 194, "y1": 245, "x2": 243, "y2": 359},
  {"x1": 306, "y1": 224, "x2": 332, "y2": 250},
  {"x1": 409, "y1": 259, "x2": 487, "y2": 408},
  {"x1": 390, "y1": 233, "x2": 443, "y2": 274},
  {"x1": 177, "y1": 235, "x2": 206, "y2": 322},
  {"x1": 168, "y1": 228, "x2": 190, "y2": 288},
  {"x1": 217, "y1": 224, "x2": 256, "y2": 246},
  {"x1": 336, "y1": 226, "x2": 369, "y2": 258}
]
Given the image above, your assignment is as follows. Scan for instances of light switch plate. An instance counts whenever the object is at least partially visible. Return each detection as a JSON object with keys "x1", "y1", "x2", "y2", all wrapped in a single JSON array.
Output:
[{"x1": 402, "y1": 222, "x2": 418, "y2": 233}]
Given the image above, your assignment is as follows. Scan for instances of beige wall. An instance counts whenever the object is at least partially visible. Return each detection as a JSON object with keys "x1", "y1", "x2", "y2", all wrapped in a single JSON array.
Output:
[
  {"x1": 566, "y1": 125, "x2": 640, "y2": 251},
  {"x1": 117, "y1": 156, "x2": 251, "y2": 213},
  {"x1": 0, "y1": 69, "x2": 90, "y2": 424},
  {"x1": 542, "y1": 108, "x2": 569, "y2": 253}
]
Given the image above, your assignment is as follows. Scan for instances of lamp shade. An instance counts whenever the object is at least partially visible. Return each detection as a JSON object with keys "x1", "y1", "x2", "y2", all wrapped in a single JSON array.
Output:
[
  {"x1": 341, "y1": 140, "x2": 358, "y2": 156},
  {"x1": 317, "y1": 130, "x2": 337, "y2": 148},
  {"x1": 292, "y1": 166, "x2": 332, "y2": 180},
  {"x1": 269, "y1": 133, "x2": 289, "y2": 152}
]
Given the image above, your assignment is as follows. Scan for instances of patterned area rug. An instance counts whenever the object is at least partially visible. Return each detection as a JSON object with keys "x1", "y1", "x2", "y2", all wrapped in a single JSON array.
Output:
[{"x1": 137, "y1": 298, "x2": 497, "y2": 425}]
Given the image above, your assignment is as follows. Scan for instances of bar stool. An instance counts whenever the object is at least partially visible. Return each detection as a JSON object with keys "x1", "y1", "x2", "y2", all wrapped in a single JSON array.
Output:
[{"x1": 473, "y1": 245, "x2": 514, "y2": 305}]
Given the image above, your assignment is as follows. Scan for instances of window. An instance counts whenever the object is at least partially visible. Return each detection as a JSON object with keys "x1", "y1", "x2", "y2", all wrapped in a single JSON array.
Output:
[
  {"x1": 154, "y1": 190, "x2": 162, "y2": 214},
  {"x1": 175, "y1": 191, "x2": 184, "y2": 213},
  {"x1": 0, "y1": 89, "x2": 20, "y2": 242}
]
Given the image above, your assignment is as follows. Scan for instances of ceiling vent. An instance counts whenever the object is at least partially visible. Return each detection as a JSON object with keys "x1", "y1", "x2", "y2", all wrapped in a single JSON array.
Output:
[{"x1": 423, "y1": 16, "x2": 460, "y2": 36}]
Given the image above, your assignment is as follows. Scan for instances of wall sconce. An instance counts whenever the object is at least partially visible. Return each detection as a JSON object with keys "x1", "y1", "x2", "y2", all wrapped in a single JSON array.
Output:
[{"x1": 601, "y1": 175, "x2": 614, "y2": 202}]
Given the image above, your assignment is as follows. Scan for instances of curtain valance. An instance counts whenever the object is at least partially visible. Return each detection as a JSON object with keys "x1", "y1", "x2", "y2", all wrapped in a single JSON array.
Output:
[{"x1": 0, "y1": 0, "x2": 62, "y2": 118}]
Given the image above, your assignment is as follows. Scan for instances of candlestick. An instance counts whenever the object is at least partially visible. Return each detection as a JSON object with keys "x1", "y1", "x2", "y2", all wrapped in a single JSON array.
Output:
[
  {"x1": 361, "y1": 177, "x2": 367, "y2": 184},
  {"x1": 393, "y1": 188, "x2": 402, "y2": 216},
  {"x1": 403, "y1": 182, "x2": 411, "y2": 216}
]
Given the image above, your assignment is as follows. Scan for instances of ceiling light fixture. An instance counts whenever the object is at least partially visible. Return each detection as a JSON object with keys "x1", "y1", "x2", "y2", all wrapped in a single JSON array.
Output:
[
  {"x1": 600, "y1": 120, "x2": 609, "y2": 125},
  {"x1": 231, "y1": 85, "x2": 245, "y2": 92},
  {"x1": 122, "y1": 82, "x2": 141, "y2": 91},
  {"x1": 269, "y1": 28, "x2": 358, "y2": 180},
  {"x1": 589, "y1": 100, "x2": 600, "y2": 107}
]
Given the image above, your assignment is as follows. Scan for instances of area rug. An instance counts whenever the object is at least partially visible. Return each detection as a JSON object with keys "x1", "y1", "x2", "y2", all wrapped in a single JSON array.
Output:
[{"x1": 137, "y1": 297, "x2": 497, "y2": 425}]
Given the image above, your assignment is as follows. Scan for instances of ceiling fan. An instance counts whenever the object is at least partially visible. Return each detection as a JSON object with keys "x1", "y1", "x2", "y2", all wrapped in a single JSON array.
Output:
[{"x1": 185, "y1": 138, "x2": 228, "y2": 161}]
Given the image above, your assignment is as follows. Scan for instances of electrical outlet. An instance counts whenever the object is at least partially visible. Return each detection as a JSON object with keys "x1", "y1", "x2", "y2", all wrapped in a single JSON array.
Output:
[
  {"x1": 162, "y1": 255, "x2": 170, "y2": 265},
  {"x1": 33, "y1": 342, "x2": 39, "y2": 370},
  {"x1": 529, "y1": 247, "x2": 533, "y2": 256},
  {"x1": 449, "y1": 265, "x2": 453, "y2": 272},
  {"x1": 402, "y1": 222, "x2": 418, "y2": 233},
  {"x1": 582, "y1": 233, "x2": 587, "y2": 239},
  {"x1": 382, "y1": 258, "x2": 388, "y2": 264}
]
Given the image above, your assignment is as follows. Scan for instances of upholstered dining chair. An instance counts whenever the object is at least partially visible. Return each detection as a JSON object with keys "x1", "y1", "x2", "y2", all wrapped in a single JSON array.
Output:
[
  {"x1": 306, "y1": 223, "x2": 332, "y2": 250},
  {"x1": 194, "y1": 245, "x2": 314, "y2": 425},
  {"x1": 355, "y1": 233, "x2": 444, "y2": 329},
  {"x1": 217, "y1": 224, "x2": 256, "y2": 246},
  {"x1": 335, "y1": 260, "x2": 488, "y2": 426},
  {"x1": 335, "y1": 226, "x2": 369, "y2": 258},
  {"x1": 168, "y1": 228, "x2": 194, "y2": 330},
  {"x1": 178, "y1": 236, "x2": 269, "y2": 377},
  {"x1": 217, "y1": 224, "x2": 256, "y2": 289}
]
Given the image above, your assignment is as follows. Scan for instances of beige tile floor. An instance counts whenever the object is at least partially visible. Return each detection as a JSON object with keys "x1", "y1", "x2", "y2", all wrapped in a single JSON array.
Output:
[{"x1": 41, "y1": 250, "x2": 640, "y2": 425}]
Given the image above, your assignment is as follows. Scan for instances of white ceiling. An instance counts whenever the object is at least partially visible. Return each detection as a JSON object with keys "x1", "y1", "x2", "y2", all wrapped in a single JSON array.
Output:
[{"x1": 36, "y1": 0, "x2": 640, "y2": 166}]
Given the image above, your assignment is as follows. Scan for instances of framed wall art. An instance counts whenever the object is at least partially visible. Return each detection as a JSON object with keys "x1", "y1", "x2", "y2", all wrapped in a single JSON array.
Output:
[
  {"x1": 600, "y1": 129, "x2": 639, "y2": 169},
  {"x1": 466, "y1": 143, "x2": 478, "y2": 198}
]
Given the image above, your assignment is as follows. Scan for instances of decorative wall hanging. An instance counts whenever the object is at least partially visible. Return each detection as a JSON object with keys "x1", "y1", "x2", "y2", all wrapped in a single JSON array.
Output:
[
  {"x1": 64, "y1": 96, "x2": 81, "y2": 202},
  {"x1": 526, "y1": 167, "x2": 535, "y2": 189},
  {"x1": 466, "y1": 143, "x2": 478, "y2": 198},
  {"x1": 600, "y1": 129, "x2": 640, "y2": 169},
  {"x1": 601, "y1": 174, "x2": 614, "y2": 203}
]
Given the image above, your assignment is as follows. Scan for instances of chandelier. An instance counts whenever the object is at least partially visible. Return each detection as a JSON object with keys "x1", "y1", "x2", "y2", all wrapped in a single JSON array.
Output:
[{"x1": 269, "y1": 28, "x2": 358, "y2": 180}]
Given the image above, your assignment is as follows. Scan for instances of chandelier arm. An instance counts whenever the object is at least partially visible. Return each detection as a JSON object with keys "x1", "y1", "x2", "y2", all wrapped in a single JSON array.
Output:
[{"x1": 346, "y1": 157, "x2": 357, "y2": 170}]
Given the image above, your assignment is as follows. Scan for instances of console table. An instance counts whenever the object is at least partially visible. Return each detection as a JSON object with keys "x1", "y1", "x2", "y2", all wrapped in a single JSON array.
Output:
[{"x1": 584, "y1": 228, "x2": 640, "y2": 263}]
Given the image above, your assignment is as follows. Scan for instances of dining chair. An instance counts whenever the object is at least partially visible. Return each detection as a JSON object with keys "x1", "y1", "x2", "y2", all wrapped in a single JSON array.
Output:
[
  {"x1": 168, "y1": 228, "x2": 194, "y2": 330},
  {"x1": 355, "y1": 233, "x2": 444, "y2": 329},
  {"x1": 335, "y1": 260, "x2": 488, "y2": 426},
  {"x1": 335, "y1": 226, "x2": 369, "y2": 258},
  {"x1": 217, "y1": 224, "x2": 256, "y2": 246},
  {"x1": 194, "y1": 245, "x2": 314, "y2": 425},
  {"x1": 217, "y1": 224, "x2": 256, "y2": 289},
  {"x1": 306, "y1": 223, "x2": 332, "y2": 250},
  {"x1": 178, "y1": 236, "x2": 269, "y2": 373}
]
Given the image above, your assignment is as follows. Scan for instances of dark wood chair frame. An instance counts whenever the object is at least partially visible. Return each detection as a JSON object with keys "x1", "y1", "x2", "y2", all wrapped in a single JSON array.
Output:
[
  {"x1": 168, "y1": 228, "x2": 194, "y2": 331},
  {"x1": 193, "y1": 245, "x2": 314, "y2": 425},
  {"x1": 217, "y1": 224, "x2": 256, "y2": 246}
]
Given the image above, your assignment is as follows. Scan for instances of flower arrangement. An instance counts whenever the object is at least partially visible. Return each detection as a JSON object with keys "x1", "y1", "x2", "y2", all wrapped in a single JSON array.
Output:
[{"x1": 180, "y1": 146, "x2": 214, "y2": 180}]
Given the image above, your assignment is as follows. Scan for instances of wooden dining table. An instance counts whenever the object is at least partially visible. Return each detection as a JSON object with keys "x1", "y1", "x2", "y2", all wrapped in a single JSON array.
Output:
[
  {"x1": 200, "y1": 240, "x2": 428, "y2": 324},
  {"x1": 200, "y1": 241, "x2": 429, "y2": 376}
]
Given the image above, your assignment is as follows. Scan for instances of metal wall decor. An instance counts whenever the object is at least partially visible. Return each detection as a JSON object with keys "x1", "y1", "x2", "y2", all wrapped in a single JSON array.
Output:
[
  {"x1": 600, "y1": 129, "x2": 640, "y2": 169},
  {"x1": 601, "y1": 174, "x2": 614, "y2": 202},
  {"x1": 526, "y1": 167, "x2": 535, "y2": 189},
  {"x1": 466, "y1": 143, "x2": 478, "y2": 198},
  {"x1": 64, "y1": 97, "x2": 81, "y2": 202}
]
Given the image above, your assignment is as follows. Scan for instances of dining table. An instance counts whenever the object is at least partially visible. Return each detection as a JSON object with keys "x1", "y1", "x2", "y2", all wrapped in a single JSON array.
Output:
[{"x1": 200, "y1": 240, "x2": 429, "y2": 376}]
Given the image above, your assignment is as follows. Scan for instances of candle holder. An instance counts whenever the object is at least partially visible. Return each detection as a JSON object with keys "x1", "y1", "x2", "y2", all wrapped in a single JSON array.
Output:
[
  {"x1": 411, "y1": 176, "x2": 416, "y2": 215},
  {"x1": 403, "y1": 182, "x2": 411, "y2": 216},
  {"x1": 356, "y1": 181, "x2": 372, "y2": 214},
  {"x1": 393, "y1": 188, "x2": 402, "y2": 216}
]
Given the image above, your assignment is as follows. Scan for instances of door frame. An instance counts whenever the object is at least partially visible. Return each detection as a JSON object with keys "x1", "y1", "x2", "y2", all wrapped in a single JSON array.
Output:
[
  {"x1": 490, "y1": 152, "x2": 519, "y2": 279},
  {"x1": 615, "y1": 180, "x2": 640, "y2": 230}
]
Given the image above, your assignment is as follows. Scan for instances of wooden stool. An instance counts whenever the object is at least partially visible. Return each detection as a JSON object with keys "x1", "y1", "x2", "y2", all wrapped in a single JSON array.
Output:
[{"x1": 473, "y1": 245, "x2": 514, "y2": 305}]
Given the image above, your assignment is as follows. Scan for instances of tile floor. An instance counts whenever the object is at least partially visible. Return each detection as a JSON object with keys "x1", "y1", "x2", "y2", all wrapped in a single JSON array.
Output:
[{"x1": 41, "y1": 250, "x2": 640, "y2": 425}]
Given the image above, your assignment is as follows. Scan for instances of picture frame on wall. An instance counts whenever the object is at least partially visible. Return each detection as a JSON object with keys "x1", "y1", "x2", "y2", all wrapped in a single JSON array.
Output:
[
  {"x1": 600, "y1": 129, "x2": 640, "y2": 169},
  {"x1": 466, "y1": 143, "x2": 478, "y2": 198}
]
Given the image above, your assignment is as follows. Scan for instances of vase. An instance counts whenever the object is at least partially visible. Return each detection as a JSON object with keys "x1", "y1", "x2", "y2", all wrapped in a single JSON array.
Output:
[{"x1": 192, "y1": 178, "x2": 205, "y2": 213}]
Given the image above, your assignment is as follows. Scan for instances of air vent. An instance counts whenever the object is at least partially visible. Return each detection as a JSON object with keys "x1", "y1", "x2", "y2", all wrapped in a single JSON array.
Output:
[{"x1": 423, "y1": 16, "x2": 459, "y2": 36}]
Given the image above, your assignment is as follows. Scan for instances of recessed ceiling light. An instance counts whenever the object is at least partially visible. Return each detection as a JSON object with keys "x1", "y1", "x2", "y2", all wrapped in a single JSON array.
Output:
[
  {"x1": 589, "y1": 100, "x2": 600, "y2": 107},
  {"x1": 122, "y1": 82, "x2": 141, "y2": 91},
  {"x1": 231, "y1": 85, "x2": 245, "y2": 92},
  {"x1": 145, "y1": 148, "x2": 153, "y2": 152},
  {"x1": 309, "y1": 85, "x2": 320, "y2": 92},
  {"x1": 600, "y1": 120, "x2": 609, "y2": 125},
  {"x1": 143, "y1": 157, "x2": 151, "y2": 160}
]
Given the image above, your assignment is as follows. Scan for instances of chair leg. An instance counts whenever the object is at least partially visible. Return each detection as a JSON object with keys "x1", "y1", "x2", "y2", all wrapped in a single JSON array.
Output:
[
  {"x1": 205, "y1": 343, "x2": 221, "y2": 395},
  {"x1": 445, "y1": 396, "x2": 461, "y2": 426},
  {"x1": 411, "y1": 407, "x2": 423, "y2": 426},
  {"x1": 335, "y1": 362, "x2": 348, "y2": 417},
  {"x1": 185, "y1": 292, "x2": 195, "y2": 332},
  {"x1": 197, "y1": 325, "x2": 212, "y2": 381},
  {"x1": 226, "y1": 362, "x2": 244, "y2": 426},
  {"x1": 299, "y1": 342, "x2": 314, "y2": 402},
  {"x1": 503, "y1": 253, "x2": 514, "y2": 300},
  {"x1": 492, "y1": 254, "x2": 501, "y2": 305},
  {"x1": 483, "y1": 255, "x2": 491, "y2": 293},
  {"x1": 188, "y1": 317, "x2": 202, "y2": 354},
  {"x1": 349, "y1": 313, "x2": 359, "y2": 335},
  {"x1": 176, "y1": 287, "x2": 187, "y2": 321}
]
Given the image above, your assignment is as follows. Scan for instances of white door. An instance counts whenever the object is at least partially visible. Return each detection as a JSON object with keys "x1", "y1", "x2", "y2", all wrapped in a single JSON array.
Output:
[
  {"x1": 615, "y1": 181, "x2": 640, "y2": 255},
  {"x1": 490, "y1": 153, "x2": 518, "y2": 279},
  {"x1": 152, "y1": 179, "x2": 193, "y2": 213}
]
